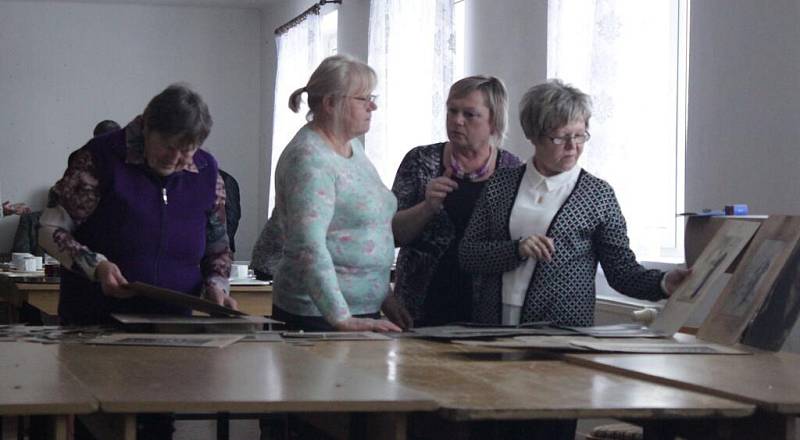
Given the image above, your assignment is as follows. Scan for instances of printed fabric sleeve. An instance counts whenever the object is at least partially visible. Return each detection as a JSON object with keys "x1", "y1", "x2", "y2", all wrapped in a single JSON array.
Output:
[
  {"x1": 595, "y1": 185, "x2": 665, "y2": 301},
  {"x1": 37, "y1": 149, "x2": 108, "y2": 280},
  {"x1": 391, "y1": 147, "x2": 426, "y2": 211},
  {"x1": 279, "y1": 149, "x2": 351, "y2": 324},
  {"x1": 201, "y1": 172, "x2": 232, "y2": 295},
  {"x1": 459, "y1": 177, "x2": 527, "y2": 274}
]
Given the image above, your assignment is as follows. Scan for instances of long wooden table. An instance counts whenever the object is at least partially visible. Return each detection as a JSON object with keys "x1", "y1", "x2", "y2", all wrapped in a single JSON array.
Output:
[
  {"x1": 4, "y1": 335, "x2": 788, "y2": 440},
  {"x1": 0, "y1": 274, "x2": 272, "y2": 321},
  {"x1": 0, "y1": 342, "x2": 98, "y2": 440}
]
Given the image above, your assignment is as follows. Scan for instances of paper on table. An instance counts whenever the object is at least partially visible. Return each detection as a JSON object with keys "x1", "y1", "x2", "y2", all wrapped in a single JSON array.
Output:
[{"x1": 85, "y1": 333, "x2": 243, "y2": 348}]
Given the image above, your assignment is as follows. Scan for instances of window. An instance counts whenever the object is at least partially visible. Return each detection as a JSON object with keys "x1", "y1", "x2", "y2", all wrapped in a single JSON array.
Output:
[
  {"x1": 453, "y1": 0, "x2": 465, "y2": 81},
  {"x1": 269, "y1": 7, "x2": 336, "y2": 212},
  {"x1": 365, "y1": 0, "x2": 455, "y2": 187},
  {"x1": 548, "y1": 0, "x2": 690, "y2": 263}
]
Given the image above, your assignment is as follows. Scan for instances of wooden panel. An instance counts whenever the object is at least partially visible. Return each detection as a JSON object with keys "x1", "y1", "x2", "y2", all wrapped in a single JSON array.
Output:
[
  {"x1": 698, "y1": 216, "x2": 800, "y2": 345},
  {"x1": 0, "y1": 342, "x2": 96, "y2": 415},
  {"x1": 298, "y1": 338, "x2": 753, "y2": 421},
  {"x1": 57, "y1": 342, "x2": 435, "y2": 414}
]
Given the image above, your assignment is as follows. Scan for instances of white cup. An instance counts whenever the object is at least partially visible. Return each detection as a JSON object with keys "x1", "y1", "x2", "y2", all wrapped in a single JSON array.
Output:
[
  {"x1": 230, "y1": 263, "x2": 249, "y2": 280},
  {"x1": 22, "y1": 256, "x2": 39, "y2": 272},
  {"x1": 11, "y1": 252, "x2": 33, "y2": 270}
]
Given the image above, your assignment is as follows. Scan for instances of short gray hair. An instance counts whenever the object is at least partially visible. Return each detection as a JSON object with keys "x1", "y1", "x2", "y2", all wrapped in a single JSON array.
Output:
[
  {"x1": 519, "y1": 79, "x2": 591, "y2": 141},
  {"x1": 448, "y1": 75, "x2": 508, "y2": 148},
  {"x1": 288, "y1": 54, "x2": 377, "y2": 122},
  {"x1": 143, "y1": 83, "x2": 212, "y2": 147}
]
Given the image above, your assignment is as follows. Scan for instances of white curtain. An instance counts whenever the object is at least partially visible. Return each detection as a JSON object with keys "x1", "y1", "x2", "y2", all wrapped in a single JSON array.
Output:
[
  {"x1": 366, "y1": 0, "x2": 454, "y2": 187},
  {"x1": 269, "y1": 13, "x2": 324, "y2": 212},
  {"x1": 548, "y1": 0, "x2": 684, "y2": 261}
]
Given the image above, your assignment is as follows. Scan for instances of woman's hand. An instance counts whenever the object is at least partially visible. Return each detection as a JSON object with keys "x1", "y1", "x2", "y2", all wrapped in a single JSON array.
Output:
[
  {"x1": 663, "y1": 267, "x2": 693, "y2": 296},
  {"x1": 333, "y1": 317, "x2": 402, "y2": 332},
  {"x1": 518, "y1": 234, "x2": 555, "y2": 262},
  {"x1": 2, "y1": 201, "x2": 31, "y2": 216},
  {"x1": 423, "y1": 169, "x2": 458, "y2": 214},
  {"x1": 205, "y1": 284, "x2": 240, "y2": 310},
  {"x1": 381, "y1": 292, "x2": 413, "y2": 330},
  {"x1": 95, "y1": 260, "x2": 133, "y2": 298}
]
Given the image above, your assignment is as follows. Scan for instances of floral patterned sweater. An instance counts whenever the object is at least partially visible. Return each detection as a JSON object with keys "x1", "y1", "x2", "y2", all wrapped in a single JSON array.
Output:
[{"x1": 271, "y1": 124, "x2": 397, "y2": 324}]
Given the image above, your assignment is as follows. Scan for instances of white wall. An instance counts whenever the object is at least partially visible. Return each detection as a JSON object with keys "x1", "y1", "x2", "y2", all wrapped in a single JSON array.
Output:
[
  {"x1": 686, "y1": 0, "x2": 800, "y2": 215},
  {"x1": 465, "y1": 0, "x2": 548, "y2": 161},
  {"x1": 0, "y1": 0, "x2": 262, "y2": 258}
]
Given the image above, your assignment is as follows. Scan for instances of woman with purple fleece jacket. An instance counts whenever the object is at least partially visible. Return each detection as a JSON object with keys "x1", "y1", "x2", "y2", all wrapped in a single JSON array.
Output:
[{"x1": 39, "y1": 83, "x2": 237, "y2": 326}]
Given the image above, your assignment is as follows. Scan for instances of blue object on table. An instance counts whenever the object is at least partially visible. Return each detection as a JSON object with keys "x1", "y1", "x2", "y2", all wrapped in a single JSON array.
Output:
[{"x1": 724, "y1": 204, "x2": 749, "y2": 215}]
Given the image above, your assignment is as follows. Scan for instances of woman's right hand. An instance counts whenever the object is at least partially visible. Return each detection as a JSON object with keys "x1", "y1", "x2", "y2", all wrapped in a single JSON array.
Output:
[
  {"x1": 423, "y1": 170, "x2": 458, "y2": 214},
  {"x1": 333, "y1": 317, "x2": 402, "y2": 332},
  {"x1": 518, "y1": 234, "x2": 556, "y2": 262},
  {"x1": 95, "y1": 260, "x2": 134, "y2": 298}
]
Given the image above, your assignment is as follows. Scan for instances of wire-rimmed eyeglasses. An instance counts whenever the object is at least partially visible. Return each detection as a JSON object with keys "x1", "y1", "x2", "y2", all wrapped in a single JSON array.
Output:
[
  {"x1": 545, "y1": 131, "x2": 591, "y2": 146},
  {"x1": 346, "y1": 94, "x2": 378, "y2": 104}
]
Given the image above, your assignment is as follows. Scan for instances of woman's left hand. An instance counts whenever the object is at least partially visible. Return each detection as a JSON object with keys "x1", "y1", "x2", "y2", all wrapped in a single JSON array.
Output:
[{"x1": 663, "y1": 268, "x2": 693, "y2": 296}]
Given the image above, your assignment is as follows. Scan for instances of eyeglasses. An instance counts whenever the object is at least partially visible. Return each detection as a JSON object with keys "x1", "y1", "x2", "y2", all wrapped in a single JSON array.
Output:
[
  {"x1": 545, "y1": 131, "x2": 591, "y2": 146},
  {"x1": 346, "y1": 94, "x2": 378, "y2": 104}
]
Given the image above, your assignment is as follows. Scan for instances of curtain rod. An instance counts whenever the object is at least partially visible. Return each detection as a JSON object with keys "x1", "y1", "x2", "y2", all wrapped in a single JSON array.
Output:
[{"x1": 274, "y1": 0, "x2": 342, "y2": 36}]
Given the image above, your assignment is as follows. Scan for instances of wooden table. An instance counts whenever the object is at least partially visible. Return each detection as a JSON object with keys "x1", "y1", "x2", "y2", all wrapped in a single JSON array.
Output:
[
  {"x1": 564, "y1": 335, "x2": 800, "y2": 439},
  {"x1": 57, "y1": 341, "x2": 436, "y2": 440},
  {"x1": 0, "y1": 274, "x2": 272, "y2": 321},
  {"x1": 0, "y1": 342, "x2": 98, "y2": 440},
  {"x1": 298, "y1": 338, "x2": 756, "y2": 439}
]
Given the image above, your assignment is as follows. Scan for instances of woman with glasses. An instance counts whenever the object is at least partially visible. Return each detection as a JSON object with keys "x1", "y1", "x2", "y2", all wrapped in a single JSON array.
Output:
[
  {"x1": 390, "y1": 76, "x2": 522, "y2": 327},
  {"x1": 269, "y1": 55, "x2": 402, "y2": 332},
  {"x1": 460, "y1": 79, "x2": 690, "y2": 327}
]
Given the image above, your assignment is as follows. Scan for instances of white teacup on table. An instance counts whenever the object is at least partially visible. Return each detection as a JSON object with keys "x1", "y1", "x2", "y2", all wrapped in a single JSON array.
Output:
[
  {"x1": 11, "y1": 252, "x2": 33, "y2": 270},
  {"x1": 230, "y1": 263, "x2": 250, "y2": 280}
]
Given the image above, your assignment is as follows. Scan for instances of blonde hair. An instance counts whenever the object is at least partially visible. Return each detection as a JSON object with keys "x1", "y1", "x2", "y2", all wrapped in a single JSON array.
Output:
[
  {"x1": 288, "y1": 55, "x2": 377, "y2": 134},
  {"x1": 447, "y1": 75, "x2": 509, "y2": 148}
]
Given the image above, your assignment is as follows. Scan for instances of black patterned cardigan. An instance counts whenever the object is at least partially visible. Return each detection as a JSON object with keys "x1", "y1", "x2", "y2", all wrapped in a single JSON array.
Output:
[
  {"x1": 391, "y1": 143, "x2": 522, "y2": 322},
  {"x1": 459, "y1": 165, "x2": 666, "y2": 326}
]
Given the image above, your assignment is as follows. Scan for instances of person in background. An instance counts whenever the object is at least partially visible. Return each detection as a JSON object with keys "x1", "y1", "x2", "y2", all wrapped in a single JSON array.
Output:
[
  {"x1": 460, "y1": 79, "x2": 691, "y2": 329},
  {"x1": 250, "y1": 210, "x2": 281, "y2": 281},
  {"x1": 39, "y1": 83, "x2": 237, "y2": 327},
  {"x1": 391, "y1": 75, "x2": 522, "y2": 327},
  {"x1": 269, "y1": 54, "x2": 404, "y2": 332},
  {"x1": 92, "y1": 119, "x2": 121, "y2": 137},
  {"x1": 218, "y1": 169, "x2": 241, "y2": 254}
]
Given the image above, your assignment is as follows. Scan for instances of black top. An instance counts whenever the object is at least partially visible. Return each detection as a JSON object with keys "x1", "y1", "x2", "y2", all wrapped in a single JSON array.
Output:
[{"x1": 419, "y1": 156, "x2": 497, "y2": 326}]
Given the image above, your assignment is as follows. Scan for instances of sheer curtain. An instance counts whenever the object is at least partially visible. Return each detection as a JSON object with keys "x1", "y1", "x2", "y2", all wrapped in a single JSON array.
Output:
[
  {"x1": 269, "y1": 12, "x2": 324, "y2": 212},
  {"x1": 366, "y1": 0, "x2": 454, "y2": 186},
  {"x1": 548, "y1": 0, "x2": 685, "y2": 262}
]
